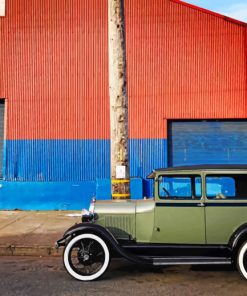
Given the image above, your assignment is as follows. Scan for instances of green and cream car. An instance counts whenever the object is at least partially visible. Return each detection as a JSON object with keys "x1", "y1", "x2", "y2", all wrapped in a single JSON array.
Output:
[{"x1": 57, "y1": 165, "x2": 247, "y2": 281}]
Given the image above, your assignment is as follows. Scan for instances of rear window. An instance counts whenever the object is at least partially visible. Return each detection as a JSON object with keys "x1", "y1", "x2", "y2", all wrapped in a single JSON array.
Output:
[{"x1": 206, "y1": 174, "x2": 247, "y2": 199}]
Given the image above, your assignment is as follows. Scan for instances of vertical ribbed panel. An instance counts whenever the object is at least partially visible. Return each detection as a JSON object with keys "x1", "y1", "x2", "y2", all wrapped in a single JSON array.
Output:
[
  {"x1": 169, "y1": 121, "x2": 247, "y2": 167},
  {"x1": 129, "y1": 138, "x2": 167, "y2": 196},
  {"x1": 1, "y1": 0, "x2": 109, "y2": 140},
  {"x1": 0, "y1": 0, "x2": 246, "y2": 183},
  {"x1": 129, "y1": 138, "x2": 167, "y2": 176},
  {"x1": 0, "y1": 0, "x2": 246, "y2": 141},
  {"x1": 125, "y1": 0, "x2": 247, "y2": 139},
  {"x1": 6, "y1": 140, "x2": 110, "y2": 181}
]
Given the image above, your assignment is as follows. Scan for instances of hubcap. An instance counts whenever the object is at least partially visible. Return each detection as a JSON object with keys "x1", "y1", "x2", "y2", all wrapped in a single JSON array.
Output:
[{"x1": 68, "y1": 238, "x2": 105, "y2": 276}]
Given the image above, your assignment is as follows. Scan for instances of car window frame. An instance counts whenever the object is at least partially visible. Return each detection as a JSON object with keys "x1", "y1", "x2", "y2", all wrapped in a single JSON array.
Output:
[
  {"x1": 156, "y1": 172, "x2": 203, "y2": 201},
  {"x1": 204, "y1": 171, "x2": 247, "y2": 201}
]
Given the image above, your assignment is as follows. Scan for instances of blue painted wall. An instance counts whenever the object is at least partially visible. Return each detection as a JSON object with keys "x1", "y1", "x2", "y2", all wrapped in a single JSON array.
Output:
[
  {"x1": 129, "y1": 139, "x2": 167, "y2": 177},
  {"x1": 4, "y1": 120, "x2": 247, "y2": 210},
  {"x1": 129, "y1": 139, "x2": 167, "y2": 197},
  {"x1": 5, "y1": 140, "x2": 111, "y2": 181},
  {"x1": 96, "y1": 178, "x2": 143, "y2": 200},
  {"x1": 5, "y1": 139, "x2": 167, "y2": 182},
  {"x1": 0, "y1": 181, "x2": 96, "y2": 210},
  {"x1": 0, "y1": 139, "x2": 167, "y2": 209}
]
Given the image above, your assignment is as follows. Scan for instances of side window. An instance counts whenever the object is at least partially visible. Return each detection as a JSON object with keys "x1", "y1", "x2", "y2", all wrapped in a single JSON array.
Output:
[
  {"x1": 159, "y1": 176, "x2": 202, "y2": 200},
  {"x1": 206, "y1": 174, "x2": 247, "y2": 200}
]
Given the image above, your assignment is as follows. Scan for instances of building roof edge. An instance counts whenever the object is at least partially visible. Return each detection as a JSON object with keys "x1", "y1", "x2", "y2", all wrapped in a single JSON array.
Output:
[{"x1": 170, "y1": 0, "x2": 247, "y2": 27}]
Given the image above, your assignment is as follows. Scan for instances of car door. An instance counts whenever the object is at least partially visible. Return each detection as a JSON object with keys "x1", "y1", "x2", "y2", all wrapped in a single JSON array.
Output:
[
  {"x1": 152, "y1": 173, "x2": 206, "y2": 244},
  {"x1": 205, "y1": 172, "x2": 247, "y2": 244}
]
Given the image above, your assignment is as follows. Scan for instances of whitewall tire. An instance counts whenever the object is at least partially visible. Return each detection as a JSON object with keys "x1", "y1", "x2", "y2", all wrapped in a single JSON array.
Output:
[
  {"x1": 63, "y1": 233, "x2": 110, "y2": 281},
  {"x1": 237, "y1": 241, "x2": 247, "y2": 280}
]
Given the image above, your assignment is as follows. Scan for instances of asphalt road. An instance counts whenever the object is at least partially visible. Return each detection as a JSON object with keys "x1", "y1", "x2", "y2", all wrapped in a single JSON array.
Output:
[{"x1": 1, "y1": 257, "x2": 247, "y2": 296}]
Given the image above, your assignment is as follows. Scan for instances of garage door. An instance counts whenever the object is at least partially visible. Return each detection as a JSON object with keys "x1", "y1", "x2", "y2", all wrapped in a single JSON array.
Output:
[{"x1": 169, "y1": 121, "x2": 247, "y2": 167}]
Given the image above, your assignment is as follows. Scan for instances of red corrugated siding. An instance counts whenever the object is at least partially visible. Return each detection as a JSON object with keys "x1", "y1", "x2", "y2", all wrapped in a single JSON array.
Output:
[
  {"x1": 126, "y1": 0, "x2": 247, "y2": 139},
  {"x1": 0, "y1": 0, "x2": 246, "y2": 140},
  {"x1": 0, "y1": 0, "x2": 109, "y2": 140},
  {"x1": 172, "y1": 0, "x2": 247, "y2": 27}
]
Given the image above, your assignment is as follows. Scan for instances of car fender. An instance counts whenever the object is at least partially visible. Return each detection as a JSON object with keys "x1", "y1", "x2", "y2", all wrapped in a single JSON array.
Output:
[
  {"x1": 229, "y1": 223, "x2": 247, "y2": 251},
  {"x1": 56, "y1": 223, "x2": 118, "y2": 247},
  {"x1": 56, "y1": 222, "x2": 151, "y2": 265}
]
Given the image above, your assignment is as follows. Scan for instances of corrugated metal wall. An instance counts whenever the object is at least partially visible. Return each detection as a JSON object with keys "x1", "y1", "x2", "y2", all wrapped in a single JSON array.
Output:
[
  {"x1": 1, "y1": 0, "x2": 246, "y2": 139},
  {"x1": 6, "y1": 140, "x2": 110, "y2": 181},
  {"x1": 0, "y1": 0, "x2": 246, "y2": 208},
  {"x1": 1, "y1": 0, "x2": 109, "y2": 140},
  {"x1": 126, "y1": 0, "x2": 247, "y2": 139}
]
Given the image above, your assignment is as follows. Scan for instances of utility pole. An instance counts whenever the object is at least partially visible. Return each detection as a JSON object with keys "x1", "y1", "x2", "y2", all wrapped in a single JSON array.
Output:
[{"x1": 108, "y1": 0, "x2": 130, "y2": 199}]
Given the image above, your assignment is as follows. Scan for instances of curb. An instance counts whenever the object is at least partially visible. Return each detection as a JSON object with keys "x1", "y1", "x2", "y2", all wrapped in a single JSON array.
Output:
[{"x1": 0, "y1": 245, "x2": 64, "y2": 257}]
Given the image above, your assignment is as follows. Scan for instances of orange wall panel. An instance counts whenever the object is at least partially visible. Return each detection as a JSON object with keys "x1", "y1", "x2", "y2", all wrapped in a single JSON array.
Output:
[
  {"x1": 0, "y1": 0, "x2": 246, "y2": 140},
  {"x1": 1, "y1": 0, "x2": 109, "y2": 140},
  {"x1": 125, "y1": 0, "x2": 247, "y2": 138}
]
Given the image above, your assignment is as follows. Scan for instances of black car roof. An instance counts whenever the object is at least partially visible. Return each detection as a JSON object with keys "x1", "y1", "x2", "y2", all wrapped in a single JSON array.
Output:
[{"x1": 147, "y1": 164, "x2": 247, "y2": 179}]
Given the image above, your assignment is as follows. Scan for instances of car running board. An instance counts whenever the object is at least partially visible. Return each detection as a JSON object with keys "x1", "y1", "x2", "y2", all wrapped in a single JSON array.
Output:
[{"x1": 140, "y1": 256, "x2": 232, "y2": 266}]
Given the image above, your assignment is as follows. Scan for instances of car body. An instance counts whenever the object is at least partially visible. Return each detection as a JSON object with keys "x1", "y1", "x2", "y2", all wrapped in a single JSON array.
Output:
[{"x1": 57, "y1": 165, "x2": 247, "y2": 281}]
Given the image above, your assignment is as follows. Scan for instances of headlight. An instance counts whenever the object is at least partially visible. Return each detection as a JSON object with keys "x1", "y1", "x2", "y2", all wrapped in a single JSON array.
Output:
[
  {"x1": 81, "y1": 212, "x2": 98, "y2": 223},
  {"x1": 89, "y1": 197, "x2": 96, "y2": 213}
]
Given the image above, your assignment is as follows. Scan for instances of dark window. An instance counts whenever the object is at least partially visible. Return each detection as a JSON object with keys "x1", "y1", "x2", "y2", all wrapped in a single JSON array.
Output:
[
  {"x1": 0, "y1": 99, "x2": 5, "y2": 179},
  {"x1": 159, "y1": 175, "x2": 202, "y2": 200},
  {"x1": 206, "y1": 174, "x2": 247, "y2": 199}
]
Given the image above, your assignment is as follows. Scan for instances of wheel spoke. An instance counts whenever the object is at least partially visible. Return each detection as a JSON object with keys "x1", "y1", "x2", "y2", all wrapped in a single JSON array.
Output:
[{"x1": 68, "y1": 237, "x2": 105, "y2": 276}]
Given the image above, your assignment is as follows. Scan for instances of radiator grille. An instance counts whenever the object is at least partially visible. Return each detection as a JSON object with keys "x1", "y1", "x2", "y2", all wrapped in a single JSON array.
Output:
[{"x1": 105, "y1": 215, "x2": 135, "y2": 239}]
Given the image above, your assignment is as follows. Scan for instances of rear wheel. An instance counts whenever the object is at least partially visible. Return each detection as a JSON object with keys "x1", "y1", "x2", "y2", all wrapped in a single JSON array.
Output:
[
  {"x1": 237, "y1": 241, "x2": 247, "y2": 280},
  {"x1": 63, "y1": 233, "x2": 110, "y2": 281}
]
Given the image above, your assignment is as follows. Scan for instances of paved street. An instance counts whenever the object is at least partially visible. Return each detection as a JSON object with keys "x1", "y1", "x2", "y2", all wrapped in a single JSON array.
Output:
[{"x1": 0, "y1": 257, "x2": 247, "y2": 296}]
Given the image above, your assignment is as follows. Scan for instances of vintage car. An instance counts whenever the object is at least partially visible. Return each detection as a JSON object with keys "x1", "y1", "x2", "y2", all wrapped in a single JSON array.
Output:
[{"x1": 56, "y1": 165, "x2": 247, "y2": 281}]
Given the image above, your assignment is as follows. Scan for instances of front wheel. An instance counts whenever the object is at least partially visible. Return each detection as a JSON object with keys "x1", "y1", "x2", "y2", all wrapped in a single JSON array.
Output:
[
  {"x1": 237, "y1": 241, "x2": 247, "y2": 280},
  {"x1": 63, "y1": 233, "x2": 110, "y2": 281}
]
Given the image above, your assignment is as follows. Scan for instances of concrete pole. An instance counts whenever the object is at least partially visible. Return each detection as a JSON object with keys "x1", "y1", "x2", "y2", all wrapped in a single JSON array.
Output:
[{"x1": 108, "y1": 0, "x2": 130, "y2": 199}]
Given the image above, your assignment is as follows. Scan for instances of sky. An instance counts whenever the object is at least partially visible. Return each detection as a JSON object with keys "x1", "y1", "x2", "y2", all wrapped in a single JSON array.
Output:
[{"x1": 182, "y1": 0, "x2": 247, "y2": 23}]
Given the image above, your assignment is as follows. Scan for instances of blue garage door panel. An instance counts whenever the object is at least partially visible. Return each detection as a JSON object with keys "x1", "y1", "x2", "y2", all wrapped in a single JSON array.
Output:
[{"x1": 169, "y1": 121, "x2": 247, "y2": 167}]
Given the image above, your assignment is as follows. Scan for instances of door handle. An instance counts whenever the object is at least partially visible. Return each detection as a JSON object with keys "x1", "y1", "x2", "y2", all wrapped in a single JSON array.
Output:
[{"x1": 197, "y1": 203, "x2": 205, "y2": 207}]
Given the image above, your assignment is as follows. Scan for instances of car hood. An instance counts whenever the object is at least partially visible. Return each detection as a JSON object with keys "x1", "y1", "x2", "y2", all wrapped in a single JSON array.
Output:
[{"x1": 94, "y1": 199, "x2": 136, "y2": 215}]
